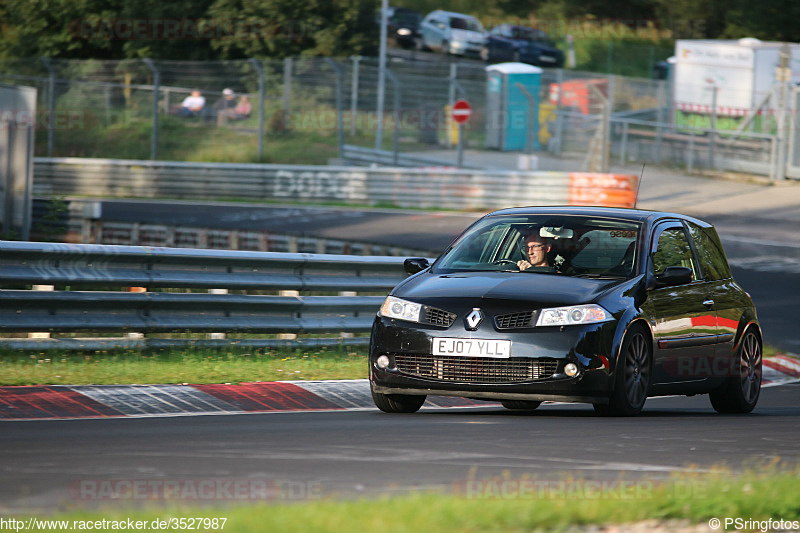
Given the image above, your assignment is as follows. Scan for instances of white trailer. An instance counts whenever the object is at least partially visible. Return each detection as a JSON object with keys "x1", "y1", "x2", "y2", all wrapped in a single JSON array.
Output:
[{"x1": 673, "y1": 38, "x2": 800, "y2": 130}]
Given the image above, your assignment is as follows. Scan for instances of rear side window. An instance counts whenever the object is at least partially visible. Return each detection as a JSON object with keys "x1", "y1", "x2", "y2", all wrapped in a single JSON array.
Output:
[
  {"x1": 686, "y1": 223, "x2": 732, "y2": 280},
  {"x1": 652, "y1": 226, "x2": 699, "y2": 280}
]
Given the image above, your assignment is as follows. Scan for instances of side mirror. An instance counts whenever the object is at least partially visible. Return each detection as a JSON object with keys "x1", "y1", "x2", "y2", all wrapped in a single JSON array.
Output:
[
  {"x1": 654, "y1": 266, "x2": 692, "y2": 288},
  {"x1": 404, "y1": 257, "x2": 430, "y2": 275}
]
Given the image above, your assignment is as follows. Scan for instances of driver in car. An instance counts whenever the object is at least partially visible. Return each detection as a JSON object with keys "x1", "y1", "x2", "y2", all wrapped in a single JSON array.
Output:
[{"x1": 517, "y1": 231, "x2": 553, "y2": 271}]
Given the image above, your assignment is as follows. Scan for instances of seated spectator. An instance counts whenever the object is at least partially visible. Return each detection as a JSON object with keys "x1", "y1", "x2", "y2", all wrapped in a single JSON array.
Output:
[
  {"x1": 233, "y1": 95, "x2": 252, "y2": 120},
  {"x1": 215, "y1": 88, "x2": 237, "y2": 125},
  {"x1": 178, "y1": 89, "x2": 205, "y2": 118}
]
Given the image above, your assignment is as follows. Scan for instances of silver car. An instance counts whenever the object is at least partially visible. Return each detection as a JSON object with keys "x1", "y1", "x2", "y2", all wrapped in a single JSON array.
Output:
[{"x1": 418, "y1": 10, "x2": 486, "y2": 57}]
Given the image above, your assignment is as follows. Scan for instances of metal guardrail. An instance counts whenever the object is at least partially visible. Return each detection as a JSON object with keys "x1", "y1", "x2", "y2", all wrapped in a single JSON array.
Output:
[
  {"x1": 33, "y1": 157, "x2": 639, "y2": 210},
  {"x1": 0, "y1": 241, "x2": 413, "y2": 348}
]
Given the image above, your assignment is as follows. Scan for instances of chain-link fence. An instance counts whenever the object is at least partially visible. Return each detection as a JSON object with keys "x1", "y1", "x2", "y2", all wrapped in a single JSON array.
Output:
[
  {"x1": 0, "y1": 56, "x2": 653, "y2": 157},
  {"x1": 0, "y1": 55, "x2": 789, "y2": 179}
]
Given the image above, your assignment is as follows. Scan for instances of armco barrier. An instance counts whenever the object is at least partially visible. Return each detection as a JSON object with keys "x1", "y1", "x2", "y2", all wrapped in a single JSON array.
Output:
[
  {"x1": 0, "y1": 241, "x2": 413, "y2": 349},
  {"x1": 33, "y1": 158, "x2": 639, "y2": 210}
]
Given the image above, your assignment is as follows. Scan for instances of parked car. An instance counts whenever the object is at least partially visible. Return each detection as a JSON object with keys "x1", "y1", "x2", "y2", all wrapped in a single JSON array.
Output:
[
  {"x1": 370, "y1": 207, "x2": 762, "y2": 416},
  {"x1": 418, "y1": 10, "x2": 486, "y2": 57},
  {"x1": 481, "y1": 24, "x2": 564, "y2": 67},
  {"x1": 385, "y1": 7, "x2": 422, "y2": 49}
]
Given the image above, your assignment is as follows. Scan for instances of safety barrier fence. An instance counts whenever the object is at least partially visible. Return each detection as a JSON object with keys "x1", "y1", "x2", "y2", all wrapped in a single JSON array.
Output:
[
  {"x1": 0, "y1": 240, "x2": 414, "y2": 350},
  {"x1": 33, "y1": 157, "x2": 639, "y2": 210}
]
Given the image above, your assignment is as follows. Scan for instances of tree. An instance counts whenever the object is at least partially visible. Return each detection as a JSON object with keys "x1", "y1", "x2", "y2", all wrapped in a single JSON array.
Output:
[{"x1": 207, "y1": 0, "x2": 378, "y2": 59}]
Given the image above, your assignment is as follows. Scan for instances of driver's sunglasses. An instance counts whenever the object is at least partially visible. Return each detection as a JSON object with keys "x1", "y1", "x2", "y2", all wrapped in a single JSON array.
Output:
[{"x1": 525, "y1": 243, "x2": 546, "y2": 250}]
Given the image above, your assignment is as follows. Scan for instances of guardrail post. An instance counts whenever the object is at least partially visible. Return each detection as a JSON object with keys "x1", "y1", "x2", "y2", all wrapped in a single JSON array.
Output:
[
  {"x1": 208, "y1": 289, "x2": 229, "y2": 339},
  {"x1": 278, "y1": 290, "x2": 299, "y2": 340},
  {"x1": 339, "y1": 291, "x2": 357, "y2": 339},
  {"x1": 126, "y1": 286, "x2": 146, "y2": 339},
  {"x1": 28, "y1": 285, "x2": 55, "y2": 339}
]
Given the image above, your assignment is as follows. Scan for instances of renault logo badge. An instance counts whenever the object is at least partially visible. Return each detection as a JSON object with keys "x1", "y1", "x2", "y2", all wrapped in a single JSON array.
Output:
[{"x1": 465, "y1": 308, "x2": 483, "y2": 330}]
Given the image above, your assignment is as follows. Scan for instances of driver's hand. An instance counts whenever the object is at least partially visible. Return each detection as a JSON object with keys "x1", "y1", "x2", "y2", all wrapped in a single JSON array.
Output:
[{"x1": 517, "y1": 260, "x2": 531, "y2": 271}]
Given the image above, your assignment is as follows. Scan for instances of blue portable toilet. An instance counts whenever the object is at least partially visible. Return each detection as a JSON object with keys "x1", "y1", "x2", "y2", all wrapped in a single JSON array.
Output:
[{"x1": 485, "y1": 63, "x2": 542, "y2": 151}]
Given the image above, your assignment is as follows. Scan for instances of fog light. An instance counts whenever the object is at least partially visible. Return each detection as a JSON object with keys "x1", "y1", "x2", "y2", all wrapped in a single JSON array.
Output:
[
  {"x1": 376, "y1": 355, "x2": 391, "y2": 369},
  {"x1": 564, "y1": 363, "x2": 579, "y2": 377}
]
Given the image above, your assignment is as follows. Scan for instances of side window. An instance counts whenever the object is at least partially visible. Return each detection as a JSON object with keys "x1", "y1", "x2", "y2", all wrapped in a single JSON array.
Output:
[
  {"x1": 651, "y1": 226, "x2": 699, "y2": 280},
  {"x1": 686, "y1": 223, "x2": 732, "y2": 280}
]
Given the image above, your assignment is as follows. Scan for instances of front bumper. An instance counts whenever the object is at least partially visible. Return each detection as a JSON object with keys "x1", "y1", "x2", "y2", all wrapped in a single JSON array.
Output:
[
  {"x1": 369, "y1": 316, "x2": 617, "y2": 403},
  {"x1": 449, "y1": 40, "x2": 484, "y2": 56}
]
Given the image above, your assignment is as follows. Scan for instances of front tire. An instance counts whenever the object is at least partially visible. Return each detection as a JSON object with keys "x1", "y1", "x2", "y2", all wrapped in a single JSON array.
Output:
[
  {"x1": 599, "y1": 325, "x2": 652, "y2": 416},
  {"x1": 372, "y1": 391, "x2": 426, "y2": 413},
  {"x1": 501, "y1": 400, "x2": 542, "y2": 410},
  {"x1": 709, "y1": 329, "x2": 761, "y2": 414}
]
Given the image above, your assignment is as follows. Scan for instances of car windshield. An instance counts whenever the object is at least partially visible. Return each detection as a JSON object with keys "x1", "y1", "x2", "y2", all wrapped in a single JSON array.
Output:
[
  {"x1": 450, "y1": 17, "x2": 483, "y2": 32},
  {"x1": 510, "y1": 26, "x2": 555, "y2": 45},
  {"x1": 434, "y1": 214, "x2": 641, "y2": 278},
  {"x1": 393, "y1": 11, "x2": 421, "y2": 26}
]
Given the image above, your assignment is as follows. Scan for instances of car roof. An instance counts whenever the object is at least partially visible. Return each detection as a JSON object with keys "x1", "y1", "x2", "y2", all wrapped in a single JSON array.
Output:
[
  {"x1": 426, "y1": 9, "x2": 480, "y2": 20},
  {"x1": 485, "y1": 206, "x2": 713, "y2": 228}
]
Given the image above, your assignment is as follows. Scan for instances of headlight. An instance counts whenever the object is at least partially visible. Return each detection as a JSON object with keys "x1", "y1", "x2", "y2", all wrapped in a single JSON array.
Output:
[
  {"x1": 536, "y1": 304, "x2": 611, "y2": 327},
  {"x1": 379, "y1": 296, "x2": 422, "y2": 323},
  {"x1": 397, "y1": 28, "x2": 412, "y2": 36}
]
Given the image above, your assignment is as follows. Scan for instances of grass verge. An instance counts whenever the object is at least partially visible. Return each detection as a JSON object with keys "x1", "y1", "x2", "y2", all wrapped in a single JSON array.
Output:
[
  {"x1": 0, "y1": 344, "x2": 792, "y2": 386},
  {"x1": 0, "y1": 347, "x2": 367, "y2": 386},
  {"x1": 30, "y1": 468, "x2": 800, "y2": 532}
]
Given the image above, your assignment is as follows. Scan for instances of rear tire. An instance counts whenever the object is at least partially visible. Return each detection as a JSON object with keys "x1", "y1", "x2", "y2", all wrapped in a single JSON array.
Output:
[
  {"x1": 710, "y1": 329, "x2": 761, "y2": 414},
  {"x1": 501, "y1": 400, "x2": 542, "y2": 411},
  {"x1": 372, "y1": 391, "x2": 426, "y2": 413},
  {"x1": 600, "y1": 325, "x2": 652, "y2": 417}
]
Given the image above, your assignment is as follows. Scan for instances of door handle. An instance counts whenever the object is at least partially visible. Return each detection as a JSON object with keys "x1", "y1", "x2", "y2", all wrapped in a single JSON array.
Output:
[{"x1": 702, "y1": 299, "x2": 714, "y2": 308}]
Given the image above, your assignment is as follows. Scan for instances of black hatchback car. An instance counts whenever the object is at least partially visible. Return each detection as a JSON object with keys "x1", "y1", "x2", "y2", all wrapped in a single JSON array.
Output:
[
  {"x1": 481, "y1": 24, "x2": 564, "y2": 67},
  {"x1": 369, "y1": 207, "x2": 761, "y2": 416}
]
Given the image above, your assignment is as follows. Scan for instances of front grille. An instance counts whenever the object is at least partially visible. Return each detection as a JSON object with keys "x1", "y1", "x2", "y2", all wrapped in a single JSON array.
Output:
[
  {"x1": 394, "y1": 354, "x2": 558, "y2": 383},
  {"x1": 494, "y1": 311, "x2": 535, "y2": 329},
  {"x1": 423, "y1": 306, "x2": 457, "y2": 328}
]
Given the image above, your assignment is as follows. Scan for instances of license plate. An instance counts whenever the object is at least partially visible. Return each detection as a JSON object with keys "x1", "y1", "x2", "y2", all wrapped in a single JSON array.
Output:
[
  {"x1": 432, "y1": 338, "x2": 511, "y2": 358},
  {"x1": 540, "y1": 56, "x2": 556, "y2": 63}
]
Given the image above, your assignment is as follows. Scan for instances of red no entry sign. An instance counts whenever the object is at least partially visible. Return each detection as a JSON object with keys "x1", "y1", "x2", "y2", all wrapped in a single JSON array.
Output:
[{"x1": 452, "y1": 99, "x2": 472, "y2": 124}]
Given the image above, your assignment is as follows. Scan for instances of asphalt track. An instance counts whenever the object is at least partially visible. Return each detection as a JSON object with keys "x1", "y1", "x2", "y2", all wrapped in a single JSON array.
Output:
[{"x1": 1, "y1": 383, "x2": 798, "y2": 512}]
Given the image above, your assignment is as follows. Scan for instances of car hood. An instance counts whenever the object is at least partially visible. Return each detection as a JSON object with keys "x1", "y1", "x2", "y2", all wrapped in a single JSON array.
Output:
[
  {"x1": 395, "y1": 271, "x2": 623, "y2": 307},
  {"x1": 451, "y1": 28, "x2": 485, "y2": 42}
]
